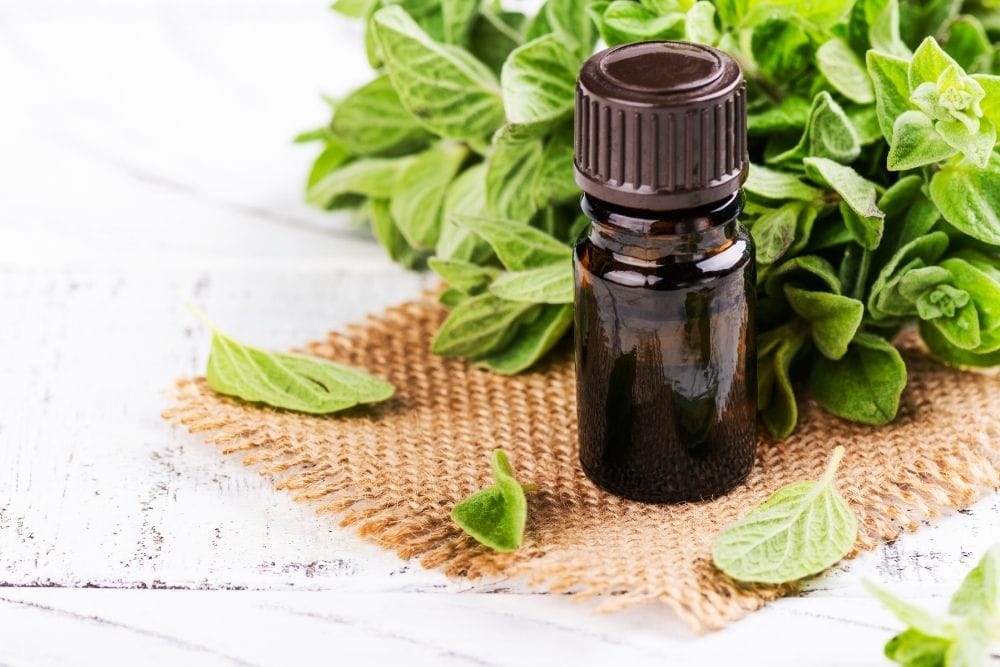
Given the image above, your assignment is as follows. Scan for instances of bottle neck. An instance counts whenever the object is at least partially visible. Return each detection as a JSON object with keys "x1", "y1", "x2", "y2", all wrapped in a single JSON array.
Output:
[{"x1": 582, "y1": 191, "x2": 742, "y2": 264}]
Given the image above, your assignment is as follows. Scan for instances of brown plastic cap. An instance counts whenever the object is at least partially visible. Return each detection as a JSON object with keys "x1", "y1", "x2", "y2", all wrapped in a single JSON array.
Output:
[{"x1": 574, "y1": 41, "x2": 748, "y2": 211}]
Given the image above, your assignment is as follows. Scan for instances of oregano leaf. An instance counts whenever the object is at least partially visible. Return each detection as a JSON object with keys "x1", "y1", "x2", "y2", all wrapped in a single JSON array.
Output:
[
  {"x1": 451, "y1": 214, "x2": 571, "y2": 270},
  {"x1": 887, "y1": 110, "x2": 957, "y2": 170},
  {"x1": 391, "y1": 142, "x2": 468, "y2": 250},
  {"x1": 804, "y1": 157, "x2": 885, "y2": 250},
  {"x1": 451, "y1": 449, "x2": 529, "y2": 552},
  {"x1": 331, "y1": 75, "x2": 433, "y2": 156},
  {"x1": 500, "y1": 33, "x2": 579, "y2": 134},
  {"x1": 373, "y1": 5, "x2": 505, "y2": 140},
  {"x1": 712, "y1": 447, "x2": 857, "y2": 584},
  {"x1": 431, "y1": 292, "x2": 537, "y2": 357},
  {"x1": 929, "y1": 156, "x2": 1000, "y2": 246},
  {"x1": 489, "y1": 262, "x2": 573, "y2": 304},
  {"x1": 477, "y1": 304, "x2": 573, "y2": 374},
  {"x1": 867, "y1": 50, "x2": 912, "y2": 140},
  {"x1": 817, "y1": 37, "x2": 874, "y2": 104},
  {"x1": 809, "y1": 332, "x2": 907, "y2": 425},
  {"x1": 745, "y1": 164, "x2": 825, "y2": 202},
  {"x1": 784, "y1": 286, "x2": 865, "y2": 360},
  {"x1": 203, "y1": 321, "x2": 395, "y2": 415}
]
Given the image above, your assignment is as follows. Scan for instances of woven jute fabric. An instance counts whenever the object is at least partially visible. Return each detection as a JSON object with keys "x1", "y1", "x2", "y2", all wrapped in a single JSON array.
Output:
[{"x1": 163, "y1": 296, "x2": 1000, "y2": 631}]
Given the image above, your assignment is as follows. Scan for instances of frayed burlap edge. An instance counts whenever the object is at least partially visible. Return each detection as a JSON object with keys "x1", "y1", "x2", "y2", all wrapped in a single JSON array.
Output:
[{"x1": 162, "y1": 296, "x2": 1000, "y2": 631}]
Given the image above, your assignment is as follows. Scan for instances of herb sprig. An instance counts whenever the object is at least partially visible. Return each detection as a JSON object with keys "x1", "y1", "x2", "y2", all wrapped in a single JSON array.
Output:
[{"x1": 303, "y1": 0, "x2": 1000, "y2": 437}]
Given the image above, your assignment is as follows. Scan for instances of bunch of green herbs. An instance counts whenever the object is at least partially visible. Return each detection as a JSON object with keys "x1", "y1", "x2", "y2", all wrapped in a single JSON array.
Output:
[{"x1": 300, "y1": 0, "x2": 1000, "y2": 438}]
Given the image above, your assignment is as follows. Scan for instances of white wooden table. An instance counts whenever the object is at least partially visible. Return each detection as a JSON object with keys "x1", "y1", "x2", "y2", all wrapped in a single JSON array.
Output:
[{"x1": 1, "y1": 2, "x2": 997, "y2": 664}]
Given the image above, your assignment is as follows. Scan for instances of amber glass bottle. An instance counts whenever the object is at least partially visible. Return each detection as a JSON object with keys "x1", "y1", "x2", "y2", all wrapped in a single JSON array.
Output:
[{"x1": 573, "y1": 41, "x2": 756, "y2": 503}]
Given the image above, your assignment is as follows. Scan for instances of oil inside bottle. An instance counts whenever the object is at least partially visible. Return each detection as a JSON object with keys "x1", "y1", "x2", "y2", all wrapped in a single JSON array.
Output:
[{"x1": 574, "y1": 193, "x2": 756, "y2": 502}]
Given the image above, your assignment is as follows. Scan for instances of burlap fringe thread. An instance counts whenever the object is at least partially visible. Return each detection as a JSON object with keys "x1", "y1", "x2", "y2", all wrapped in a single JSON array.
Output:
[{"x1": 162, "y1": 296, "x2": 1000, "y2": 631}]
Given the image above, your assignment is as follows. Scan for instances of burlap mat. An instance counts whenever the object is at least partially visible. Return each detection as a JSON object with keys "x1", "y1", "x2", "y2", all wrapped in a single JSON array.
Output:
[{"x1": 162, "y1": 295, "x2": 1000, "y2": 631}]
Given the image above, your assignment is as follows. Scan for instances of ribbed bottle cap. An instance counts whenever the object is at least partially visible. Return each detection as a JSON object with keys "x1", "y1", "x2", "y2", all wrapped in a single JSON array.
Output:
[{"x1": 574, "y1": 41, "x2": 748, "y2": 210}]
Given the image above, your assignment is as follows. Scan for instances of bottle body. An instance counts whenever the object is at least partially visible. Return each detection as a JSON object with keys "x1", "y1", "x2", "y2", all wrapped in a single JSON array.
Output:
[{"x1": 574, "y1": 192, "x2": 757, "y2": 503}]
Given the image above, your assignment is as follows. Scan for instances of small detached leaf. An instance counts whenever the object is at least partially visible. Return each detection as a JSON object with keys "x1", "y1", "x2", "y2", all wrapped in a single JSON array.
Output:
[
  {"x1": 203, "y1": 320, "x2": 395, "y2": 415},
  {"x1": 712, "y1": 447, "x2": 858, "y2": 584},
  {"x1": 451, "y1": 449, "x2": 530, "y2": 552},
  {"x1": 866, "y1": 545, "x2": 1000, "y2": 667}
]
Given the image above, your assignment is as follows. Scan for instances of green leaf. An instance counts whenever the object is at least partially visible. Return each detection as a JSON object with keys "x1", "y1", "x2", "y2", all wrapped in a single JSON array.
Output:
[
  {"x1": 332, "y1": 0, "x2": 377, "y2": 18},
  {"x1": 751, "y1": 203, "x2": 800, "y2": 265},
  {"x1": 685, "y1": 1, "x2": 720, "y2": 45},
  {"x1": 748, "y1": 96, "x2": 812, "y2": 135},
  {"x1": 544, "y1": 0, "x2": 596, "y2": 58},
  {"x1": 468, "y1": 10, "x2": 525, "y2": 76},
  {"x1": 441, "y1": 0, "x2": 479, "y2": 43},
  {"x1": 847, "y1": 0, "x2": 909, "y2": 58},
  {"x1": 868, "y1": 232, "x2": 950, "y2": 319},
  {"x1": 869, "y1": 545, "x2": 1000, "y2": 667},
  {"x1": 784, "y1": 286, "x2": 864, "y2": 360},
  {"x1": 428, "y1": 258, "x2": 498, "y2": 294},
  {"x1": 500, "y1": 34, "x2": 579, "y2": 134},
  {"x1": 486, "y1": 127, "x2": 545, "y2": 222},
  {"x1": 451, "y1": 449, "x2": 529, "y2": 552},
  {"x1": 765, "y1": 255, "x2": 842, "y2": 297},
  {"x1": 848, "y1": 105, "x2": 884, "y2": 145},
  {"x1": 369, "y1": 199, "x2": 424, "y2": 269},
  {"x1": 431, "y1": 292, "x2": 536, "y2": 356},
  {"x1": 477, "y1": 304, "x2": 573, "y2": 373},
  {"x1": 867, "y1": 50, "x2": 913, "y2": 140},
  {"x1": 804, "y1": 157, "x2": 885, "y2": 249},
  {"x1": 391, "y1": 142, "x2": 468, "y2": 250},
  {"x1": 712, "y1": 447, "x2": 857, "y2": 584},
  {"x1": 929, "y1": 156, "x2": 1000, "y2": 246},
  {"x1": 204, "y1": 323, "x2": 395, "y2": 414},
  {"x1": 928, "y1": 300, "x2": 981, "y2": 349},
  {"x1": 305, "y1": 138, "x2": 352, "y2": 190},
  {"x1": 817, "y1": 37, "x2": 874, "y2": 104},
  {"x1": 490, "y1": 262, "x2": 573, "y2": 304},
  {"x1": 745, "y1": 164, "x2": 825, "y2": 202},
  {"x1": 866, "y1": 581, "x2": 958, "y2": 638},
  {"x1": 601, "y1": 0, "x2": 685, "y2": 43},
  {"x1": 942, "y1": 16, "x2": 992, "y2": 72},
  {"x1": 451, "y1": 214, "x2": 571, "y2": 270},
  {"x1": 942, "y1": 256, "x2": 1000, "y2": 348},
  {"x1": 768, "y1": 92, "x2": 861, "y2": 165},
  {"x1": 331, "y1": 75, "x2": 433, "y2": 156},
  {"x1": 437, "y1": 163, "x2": 494, "y2": 263},
  {"x1": 306, "y1": 156, "x2": 411, "y2": 208},
  {"x1": 949, "y1": 544, "x2": 1000, "y2": 618},
  {"x1": 373, "y1": 5, "x2": 505, "y2": 141},
  {"x1": 972, "y1": 74, "x2": 1000, "y2": 129},
  {"x1": 887, "y1": 110, "x2": 957, "y2": 170},
  {"x1": 921, "y1": 318, "x2": 1000, "y2": 366},
  {"x1": 909, "y1": 36, "x2": 962, "y2": 91},
  {"x1": 751, "y1": 18, "x2": 815, "y2": 84},
  {"x1": 809, "y1": 332, "x2": 906, "y2": 425},
  {"x1": 883, "y1": 628, "x2": 953, "y2": 666},
  {"x1": 936, "y1": 118, "x2": 996, "y2": 169},
  {"x1": 532, "y1": 122, "x2": 577, "y2": 207},
  {"x1": 757, "y1": 323, "x2": 809, "y2": 439}
]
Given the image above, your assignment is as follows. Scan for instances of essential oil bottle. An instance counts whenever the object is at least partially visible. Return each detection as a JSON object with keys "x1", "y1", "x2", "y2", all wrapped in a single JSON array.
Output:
[{"x1": 572, "y1": 41, "x2": 756, "y2": 503}]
